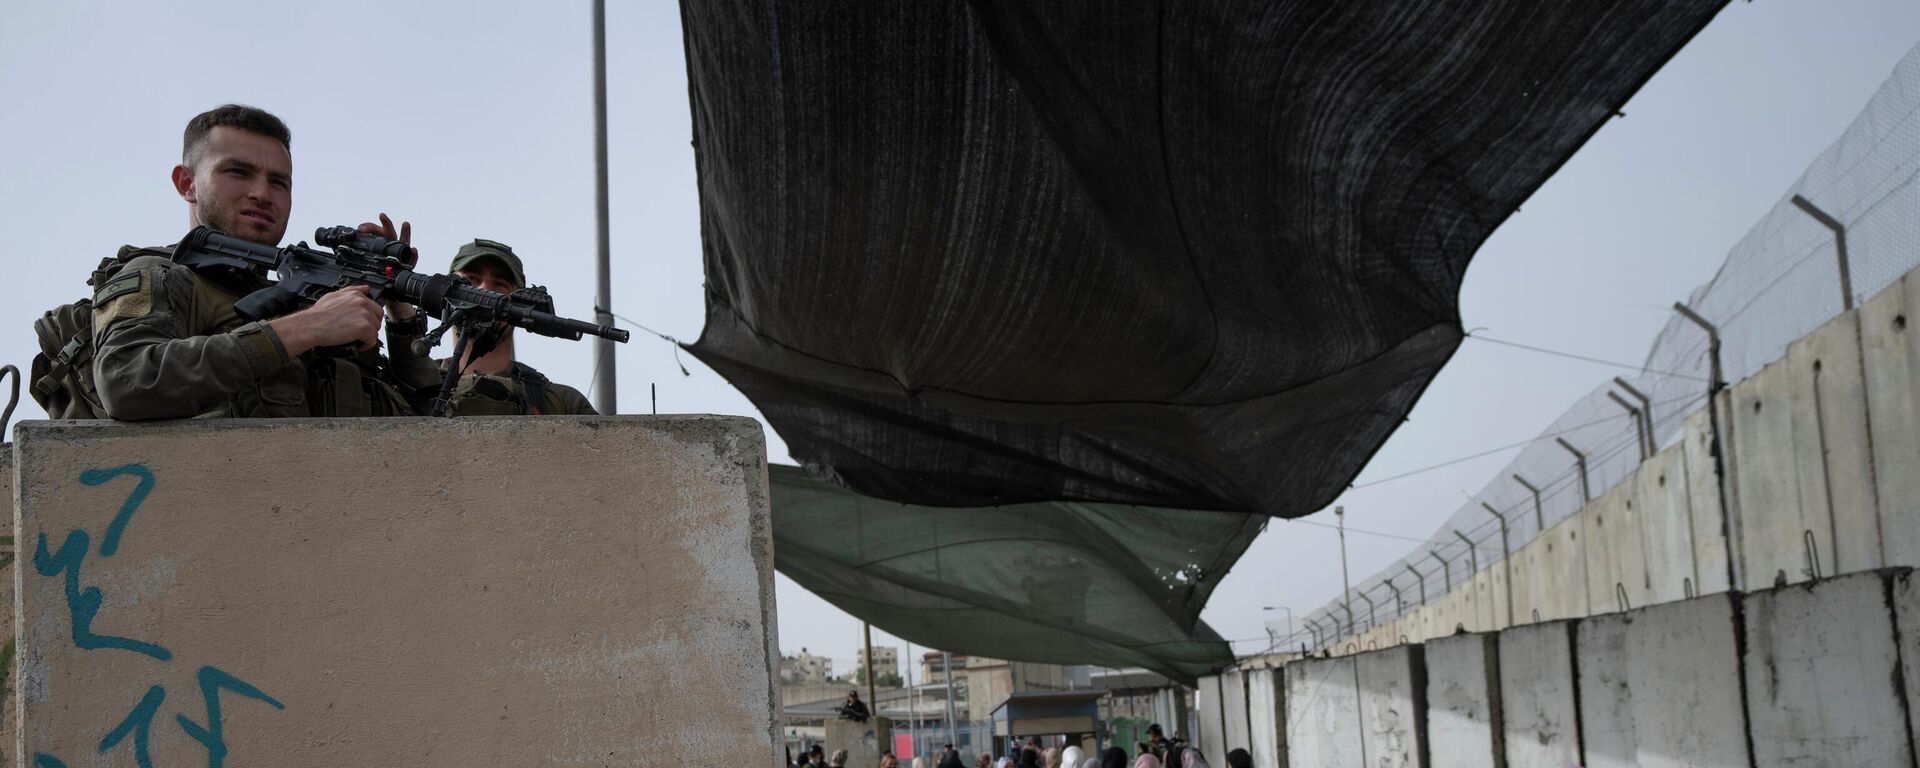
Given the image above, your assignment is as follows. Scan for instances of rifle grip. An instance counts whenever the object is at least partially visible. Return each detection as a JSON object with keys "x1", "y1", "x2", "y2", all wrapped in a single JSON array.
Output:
[{"x1": 234, "y1": 286, "x2": 303, "y2": 321}]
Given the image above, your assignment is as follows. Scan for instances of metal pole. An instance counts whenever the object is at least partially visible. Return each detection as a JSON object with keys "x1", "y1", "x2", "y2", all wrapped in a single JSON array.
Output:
[
  {"x1": 1614, "y1": 377, "x2": 1655, "y2": 454},
  {"x1": 942, "y1": 652, "x2": 959, "y2": 752},
  {"x1": 1513, "y1": 474, "x2": 1545, "y2": 531},
  {"x1": 1336, "y1": 506, "x2": 1356, "y2": 635},
  {"x1": 1607, "y1": 391, "x2": 1651, "y2": 461},
  {"x1": 1386, "y1": 578, "x2": 1403, "y2": 617},
  {"x1": 1481, "y1": 502, "x2": 1514, "y2": 627},
  {"x1": 1791, "y1": 194, "x2": 1854, "y2": 310},
  {"x1": 863, "y1": 623, "x2": 879, "y2": 710},
  {"x1": 1675, "y1": 301, "x2": 1741, "y2": 592},
  {"x1": 590, "y1": 0, "x2": 617, "y2": 414},
  {"x1": 1556, "y1": 438, "x2": 1591, "y2": 503},
  {"x1": 1404, "y1": 564, "x2": 1428, "y2": 606},
  {"x1": 1429, "y1": 551, "x2": 1454, "y2": 593},
  {"x1": 906, "y1": 641, "x2": 917, "y2": 758},
  {"x1": 1358, "y1": 591, "x2": 1377, "y2": 629}
]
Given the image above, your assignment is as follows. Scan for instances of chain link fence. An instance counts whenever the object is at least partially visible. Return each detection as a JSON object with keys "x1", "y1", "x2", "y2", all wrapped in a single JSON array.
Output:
[{"x1": 1286, "y1": 42, "x2": 1920, "y2": 652}]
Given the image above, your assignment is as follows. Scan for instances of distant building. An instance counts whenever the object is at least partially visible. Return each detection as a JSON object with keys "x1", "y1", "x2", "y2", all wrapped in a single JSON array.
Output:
[
  {"x1": 859, "y1": 645, "x2": 899, "y2": 679},
  {"x1": 780, "y1": 647, "x2": 833, "y2": 684}
]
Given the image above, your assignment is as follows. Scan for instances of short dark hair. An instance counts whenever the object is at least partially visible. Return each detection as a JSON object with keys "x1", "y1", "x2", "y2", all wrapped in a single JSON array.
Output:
[{"x1": 183, "y1": 104, "x2": 291, "y2": 167}]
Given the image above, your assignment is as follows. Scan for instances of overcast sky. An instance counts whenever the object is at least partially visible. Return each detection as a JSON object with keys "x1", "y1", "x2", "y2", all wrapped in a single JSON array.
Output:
[{"x1": 3, "y1": 1, "x2": 1918, "y2": 679}]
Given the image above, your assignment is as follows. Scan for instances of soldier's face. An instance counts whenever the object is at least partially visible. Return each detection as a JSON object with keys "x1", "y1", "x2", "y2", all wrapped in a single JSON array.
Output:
[{"x1": 177, "y1": 126, "x2": 292, "y2": 245}]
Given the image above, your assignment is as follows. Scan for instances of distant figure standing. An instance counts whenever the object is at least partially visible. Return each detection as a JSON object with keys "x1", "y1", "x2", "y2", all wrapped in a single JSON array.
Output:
[
  {"x1": 939, "y1": 744, "x2": 966, "y2": 768},
  {"x1": 836, "y1": 689, "x2": 872, "y2": 722}
]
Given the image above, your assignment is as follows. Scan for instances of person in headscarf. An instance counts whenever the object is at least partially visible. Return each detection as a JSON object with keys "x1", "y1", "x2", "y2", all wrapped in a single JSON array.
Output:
[
  {"x1": 1100, "y1": 747, "x2": 1129, "y2": 768},
  {"x1": 1177, "y1": 748, "x2": 1209, "y2": 768},
  {"x1": 993, "y1": 758, "x2": 1013, "y2": 768},
  {"x1": 912, "y1": 758, "x2": 929, "y2": 768},
  {"x1": 1131, "y1": 754, "x2": 1161, "y2": 768},
  {"x1": 1043, "y1": 747, "x2": 1064, "y2": 768},
  {"x1": 1060, "y1": 746, "x2": 1084, "y2": 768}
]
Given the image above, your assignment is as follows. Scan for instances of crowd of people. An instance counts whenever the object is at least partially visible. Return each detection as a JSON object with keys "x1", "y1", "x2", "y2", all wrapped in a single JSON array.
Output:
[{"x1": 791, "y1": 722, "x2": 1255, "y2": 768}]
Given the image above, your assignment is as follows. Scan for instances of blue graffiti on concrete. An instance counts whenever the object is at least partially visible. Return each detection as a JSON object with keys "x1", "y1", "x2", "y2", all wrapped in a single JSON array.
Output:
[
  {"x1": 32, "y1": 527, "x2": 171, "y2": 661},
  {"x1": 98, "y1": 684, "x2": 165, "y2": 768},
  {"x1": 177, "y1": 666, "x2": 286, "y2": 768},
  {"x1": 34, "y1": 464, "x2": 287, "y2": 765},
  {"x1": 78, "y1": 464, "x2": 155, "y2": 558}
]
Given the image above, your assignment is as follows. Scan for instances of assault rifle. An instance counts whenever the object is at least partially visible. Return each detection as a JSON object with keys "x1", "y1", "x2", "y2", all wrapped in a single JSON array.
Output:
[{"x1": 177, "y1": 225, "x2": 629, "y2": 415}]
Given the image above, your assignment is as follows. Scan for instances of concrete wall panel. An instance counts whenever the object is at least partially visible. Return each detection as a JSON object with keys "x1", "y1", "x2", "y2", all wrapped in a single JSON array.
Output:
[
  {"x1": 1423, "y1": 633, "x2": 1502, "y2": 768},
  {"x1": 1634, "y1": 447, "x2": 1698, "y2": 606},
  {"x1": 1890, "y1": 570, "x2": 1920, "y2": 757},
  {"x1": 1862, "y1": 276, "x2": 1920, "y2": 569},
  {"x1": 2, "y1": 449, "x2": 14, "y2": 768},
  {"x1": 1284, "y1": 656, "x2": 1363, "y2": 767},
  {"x1": 1497, "y1": 621, "x2": 1579, "y2": 767},
  {"x1": 1682, "y1": 406, "x2": 1734, "y2": 595},
  {"x1": 1743, "y1": 570, "x2": 1912, "y2": 767},
  {"x1": 1579, "y1": 593, "x2": 1749, "y2": 768},
  {"x1": 13, "y1": 418, "x2": 782, "y2": 768},
  {"x1": 1357, "y1": 645, "x2": 1427, "y2": 768},
  {"x1": 1574, "y1": 615, "x2": 1634, "y2": 768},
  {"x1": 1584, "y1": 480, "x2": 1646, "y2": 615},
  {"x1": 1246, "y1": 668, "x2": 1287, "y2": 768},
  {"x1": 1222, "y1": 669, "x2": 1251, "y2": 760},
  {"x1": 1730, "y1": 361, "x2": 1812, "y2": 588},
  {"x1": 1197, "y1": 674, "x2": 1227, "y2": 766},
  {"x1": 1785, "y1": 311, "x2": 1881, "y2": 575}
]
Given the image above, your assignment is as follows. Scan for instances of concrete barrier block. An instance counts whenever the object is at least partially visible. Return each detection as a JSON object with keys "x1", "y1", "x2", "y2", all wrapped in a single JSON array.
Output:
[
  {"x1": 1578, "y1": 593, "x2": 1748, "y2": 768},
  {"x1": 1743, "y1": 570, "x2": 1912, "y2": 767},
  {"x1": 1575, "y1": 613, "x2": 1634, "y2": 768},
  {"x1": 1223, "y1": 668, "x2": 1251, "y2": 761},
  {"x1": 1634, "y1": 447, "x2": 1699, "y2": 606},
  {"x1": 1583, "y1": 481, "x2": 1646, "y2": 615},
  {"x1": 1357, "y1": 645, "x2": 1427, "y2": 768},
  {"x1": 13, "y1": 418, "x2": 781, "y2": 768},
  {"x1": 1730, "y1": 361, "x2": 1812, "y2": 589},
  {"x1": 1423, "y1": 633, "x2": 1502, "y2": 768},
  {"x1": 1497, "y1": 621, "x2": 1579, "y2": 767},
  {"x1": 1889, "y1": 570, "x2": 1920, "y2": 757},
  {"x1": 1197, "y1": 673, "x2": 1227, "y2": 765},
  {"x1": 1785, "y1": 311, "x2": 1881, "y2": 575},
  {"x1": 2, "y1": 449, "x2": 15, "y2": 767},
  {"x1": 1285, "y1": 655, "x2": 1363, "y2": 767},
  {"x1": 1682, "y1": 406, "x2": 1734, "y2": 595},
  {"x1": 1487, "y1": 564, "x2": 1513, "y2": 631},
  {"x1": 1861, "y1": 276, "x2": 1920, "y2": 569},
  {"x1": 1469, "y1": 570, "x2": 1497, "y2": 633},
  {"x1": 823, "y1": 717, "x2": 893, "y2": 768},
  {"x1": 1524, "y1": 517, "x2": 1588, "y2": 622},
  {"x1": 1246, "y1": 667, "x2": 1288, "y2": 768}
]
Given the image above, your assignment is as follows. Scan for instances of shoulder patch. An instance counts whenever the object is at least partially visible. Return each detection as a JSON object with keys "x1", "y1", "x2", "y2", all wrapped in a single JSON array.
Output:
[
  {"x1": 91, "y1": 271, "x2": 154, "y2": 328},
  {"x1": 94, "y1": 274, "x2": 142, "y2": 304}
]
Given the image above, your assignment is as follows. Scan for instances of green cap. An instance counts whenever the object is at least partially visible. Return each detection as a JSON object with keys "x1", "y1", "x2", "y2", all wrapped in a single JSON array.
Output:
[{"x1": 450, "y1": 239, "x2": 526, "y2": 287}]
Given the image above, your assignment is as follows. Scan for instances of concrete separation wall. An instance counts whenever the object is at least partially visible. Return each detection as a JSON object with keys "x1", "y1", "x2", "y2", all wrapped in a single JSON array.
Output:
[
  {"x1": 1496, "y1": 621, "x2": 1579, "y2": 767},
  {"x1": 1862, "y1": 275, "x2": 1920, "y2": 569},
  {"x1": 1422, "y1": 633, "x2": 1501, "y2": 768},
  {"x1": 1196, "y1": 673, "x2": 1226, "y2": 767},
  {"x1": 1284, "y1": 655, "x2": 1362, "y2": 766},
  {"x1": 1577, "y1": 593, "x2": 1748, "y2": 768},
  {"x1": 1743, "y1": 569, "x2": 1913, "y2": 767},
  {"x1": 823, "y1": 717, "x2": 893, "y2": 768},
  {"x1": 1221, "y1": 668, "x2": 1250, "y2": 761},
  {"x1": 12, "y1": 417, "x2": 782, "y2": 768},
  {"x1": 1246, "y1": 668, "x2": 1286, "y2": 768},
  {"x1": 1357, "y1": 645, "x2": 1427, "y2": 768},
  {"x1": 1, "y1": 449, "x2": 14, "y2": 768}
]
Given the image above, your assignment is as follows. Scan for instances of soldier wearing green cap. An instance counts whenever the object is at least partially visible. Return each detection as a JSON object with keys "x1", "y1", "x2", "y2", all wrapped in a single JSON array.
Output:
[{"x1": 388, "y1": 238, "x2": 596, "y2": 416}]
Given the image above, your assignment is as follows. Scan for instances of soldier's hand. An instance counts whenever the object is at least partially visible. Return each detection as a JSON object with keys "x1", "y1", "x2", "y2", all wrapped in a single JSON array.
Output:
[
  {"x1": 267, "y1": 285, "x2": 384, "y2": 356},
  {"x1": 358, "y1": 213, "x2": 421, "y2": 320}
]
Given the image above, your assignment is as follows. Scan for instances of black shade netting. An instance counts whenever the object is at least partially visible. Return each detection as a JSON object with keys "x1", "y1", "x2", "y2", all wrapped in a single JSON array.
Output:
[
  {"x1": 681, "y1": 0, "x2": 1727, "y2": 516},
  {"x1": 769, "y1": 465, "x2": 1263, "y2": 685}
]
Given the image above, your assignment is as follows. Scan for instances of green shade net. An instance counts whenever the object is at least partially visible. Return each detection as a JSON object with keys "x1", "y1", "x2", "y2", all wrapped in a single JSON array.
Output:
[{"x1": 769, "y1": 465, "x2": 1263, "y2": 685}]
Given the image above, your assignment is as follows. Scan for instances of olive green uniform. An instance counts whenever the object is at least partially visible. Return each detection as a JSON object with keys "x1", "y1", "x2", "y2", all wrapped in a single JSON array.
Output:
[{"x1": 91, "y1": 245, "x2": 412, "y2": 419}]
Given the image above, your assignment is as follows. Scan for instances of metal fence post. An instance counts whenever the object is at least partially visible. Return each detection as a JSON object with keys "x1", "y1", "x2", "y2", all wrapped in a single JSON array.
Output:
[
  {"x1": 1790, "y1": 194, "x2": 1854, "y2": 310},
  {"x1": 1405, "y1": 564, "x2": 1429, "y2": 606},
  {"x1": 1513, "y1": 473, "x2": 1546, "y2": 530},
  {"x1": 1607, "y1": 391, "x2": 1652, "y2": 461},
  {"x1": 1556, "y1": 438, "x2": 1592, "y2": 503},
  {"x1": 1482, "y1": 502, "x2": 1515, "y2": 627},
  {"x1": 1675, "y1": 301, "x2": 1741, "y2": 592},
  {"x1": 1614, "y1": 377, "x2": 1655, "y2": 453}
]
